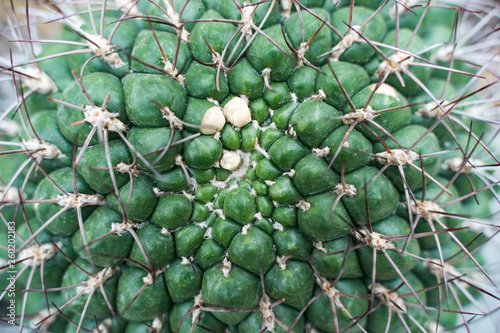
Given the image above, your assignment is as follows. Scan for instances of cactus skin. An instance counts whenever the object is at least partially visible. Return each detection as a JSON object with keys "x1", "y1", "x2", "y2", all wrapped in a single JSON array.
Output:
[{"x1": 1, "y1": 0, "x2": 499, "y2": 332}]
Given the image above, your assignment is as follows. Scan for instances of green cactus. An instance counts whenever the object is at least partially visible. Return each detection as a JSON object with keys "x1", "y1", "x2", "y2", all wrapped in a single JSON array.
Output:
[{"x1": 0, "y1": 0, "x2": 499, "y2": 332}]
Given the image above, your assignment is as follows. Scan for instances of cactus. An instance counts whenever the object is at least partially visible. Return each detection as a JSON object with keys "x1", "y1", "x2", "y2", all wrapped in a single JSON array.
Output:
[{"x1": 0, "y1": 0, "x2": 499, "y2": 332}]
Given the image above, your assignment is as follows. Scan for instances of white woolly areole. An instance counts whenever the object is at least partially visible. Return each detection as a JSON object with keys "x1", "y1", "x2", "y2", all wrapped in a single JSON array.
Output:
[
  {"x1": 276, "y1": 256, "x2": 287, "y2": 270},
  {"x1": 281, "y1": 0, "x2": 292, "y2": 17},
  {"x1": 57, "y1": 193, "x2": 104, "y2": 209},
  {"x1": 241, "y1": 224, "x2": 252, "y2": 235},
  {"x1": 18, "y1": 242, "x2": 61, "y2": 267},
  {"x1": 222, "y1": 257, "x2": 232, "y2": 278},
  {"x1": 273, "y1": 222, "x2": 284, "y2": 232},
  {"x1": 161, "y1": 227, "x2": 172, "y2": 236},
  {"x1": 262, "y1": 68, "x2": 272, "y2": 90},
  {"x1": 161, "y1": 106, "x2": 183, "y2": 130},
  {"x1": 443, "y1": 157, "x2": 480, "y2": 174},
  {"x1": 116, "y1": 162, "x2": 140, "y2": 176},
  {"x1": 240, "y1": 5, "x2": 255, "y2": 39},
  {"x1": 110, "y1": 222, "x2": 130, "y2": 236},
  {"x1": 76, "y1": 266, "x2": 119, "y2": 295},
  {"x1": 154, "y1": 187, "x2": 166, "y2": 197},
  {"x1": 23, "y1": 67, "x2": 57, "y2": 95},
  {"x1": 211, "y1": 177, "x2": 229, "y2": 189},
  {"x1": 1, "y1": 186, "x2": 24, "y2": 201},
  {"x1": 409, "y1": 200, "x2": 444, "y2": 220},
  {"x1": 254, "y1": 143, "x2": 270, "y2": 159},
  {"x1": 240, "y1": 94, "x2": 250, "y2": 104},
  {"x1": 306, "y1": 323, "x2": 320, "y2": 333},
  {"x1": 370, "y1": 283, "x2": 407, "y2": 314},
  {"x1": 223, "y1": 97, "x2": 252, "y2": 128},
  {"x1": 205, "y1": 202, "x2": 214, "y2": 211},
  {"x1": 424, "y1": 259, "x2": 461, "y2": 280},
  {"x1": 313, "y1": 241, "x2": 327, "y2": 253},
  {"x1": 355, "y1": 229, "x2": 396, "y2": 251},
  {"x1": 143, "y1": 273, "x2": 154, "y2": 286},
  {"x1": 162, "y1": 57, "x2": 184, "y2": 85},
  {"x1": 254, "y1": 212, "x2": 263, "y2": 221},
  {"x1": 329, "y1": 25, "x2": 361, "y2": 62},
  {"x1": 432, "y1": 44, "x2": 454, "y2": 63},
  {"x1": 23, "y1": 139, "x2": 65, "y2": 160},
  {"x1": 309, "y1": 89, "x2": 327, "y2": 101},
  {"x1": 368, "y1": 83, "x2": 400, "y2": 101},
  {"x1": 389, "y1": 0, "x2": 420, "y2": 18},
  {"x1": 265, "y1": 180, "x2": 276, "y2": 186},
  {"x1": 110, "y1": 220, "x2": 143, "y2": 236},
  {"x1": 220, "y1": 151, "x2": 241, "y2": 171},
  {"x1": 259, "y1": 294, "x2": 276, "y2": 331},
  {"x1": 285, "y1": 125, "x2": 297, "y2": 138},
  {"x1": 201, "y1": 106, "x2": 226, "y2": 134},
  {"x1": 416, "y1": 100, "x2": 451, "y2": 119},
  {"x1": 206, "y1": 98, "x2": 220, "y2": 106},
  {"x1": 204, "y1": 227, "x2": 213, "y2": 239},
  {"x1": 297, "y1": 42, "x2": 310, "y2": 66},
  {"x1": 462, "y1": 219, "x2": 490, "y2": 234},
  {"x1": 143, "y1": 269, "x2": 165, "y2": 286},
  {"x1": 86, "y1": 34, "x2": 126, "y2": 68},
  {"x1": 333, "y1": 183, "x2": 357, "y2": 197},
  {"x1": 151, "y1": 315, "x2": 165, "y2": 333},
  {"x1": 312, "y1": 147, "x2": 331, "y2": 157},
  {"x1": 181, "y1": 256, "x2": 194, "y2": 265},
  {"x1": 425, "y1": 321, "x2": 444, "y2": 333},
  {"x1": 297, "y1": 200, "x2": 311, "y2": 212},
  {"x1": 315, "y1": 273, "x2": 342, "y2": 306},
  {"x1": 0, "y1": 119, "x2": 21, "y2": 137},
  {"x1": 215, "y1": 209, "x2": 226, "y2": 220},
  {"x1": 196, "y1": 221, "x2": 208, "y2": 230},
  {"x1": 160, "y1": 0, "x2": 190, "y2": 42},
  {"x1": 374, "y1": 149, "x2": 419, "y2": 166},
  {"x1": 375, "y1": 52, "x2": 413, "y2": 77},
  {"x1": 94, "y1": 319, "x2": 112, "y2": 333},
  {"x1": 283, "y1": 169, "x2": 296, "y2": 178},
  {"x1": 174, "y1": 154, "x2": 183, "y2": 166},
  {"x1": 183, "y1": 191, "x2": 195, "y2": 202},
  {"x1": 342, "y1": 105, "x2": 377, "y2": 125},
  {"x1": 343, "y1": 141, "x2": 350, "y2": 148},
  {"x1": 30, "y1": 308, "x2": 56, "y2": 330},
  {"x1": 114, "y1": 0, "x2": 142, "y2": 16},
  {"x1": 192, "y1": 293, "x2": 203, "y2": 326},
  {"x1": 206, "y1": 203, "x2": 225, "y2": 219},
  {"x1": 211, "y1": 50, "x2": 226, "y2": 70},
  {"x1": 83, "y1": 105, "x2": 127, "y2": 133},
  {"x1": 190, "y1": 177, "x2": 200, "y2": 190}
]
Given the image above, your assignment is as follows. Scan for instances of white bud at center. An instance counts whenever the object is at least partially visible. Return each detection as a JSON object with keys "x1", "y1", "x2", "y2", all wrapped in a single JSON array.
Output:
[
  {"x1": 201, "y1": 106, "x2": 225, "y2": 134},
  {"x1": 18, "y1": 242, "x2": 61, "y2": 267},
  {"x1": 375, "y1": 52, "x2": 413, "y2": 77},
  {"x1": 223, "y1": 97, "x2": 252, "y2": 128},
  {"x1": 219, "y1": 151, "x2": 241, "y2": 171}
]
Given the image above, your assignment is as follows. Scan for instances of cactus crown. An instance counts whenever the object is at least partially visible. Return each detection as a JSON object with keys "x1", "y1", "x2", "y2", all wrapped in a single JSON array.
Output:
[{"x1": 0, "y1": 0, "x2": 499, "y2": 332}]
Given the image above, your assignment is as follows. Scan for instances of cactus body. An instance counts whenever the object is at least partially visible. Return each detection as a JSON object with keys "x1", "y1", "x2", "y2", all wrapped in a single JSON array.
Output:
[{"x1": 1, "y1": 0, "x2": 499, "y2": 332}]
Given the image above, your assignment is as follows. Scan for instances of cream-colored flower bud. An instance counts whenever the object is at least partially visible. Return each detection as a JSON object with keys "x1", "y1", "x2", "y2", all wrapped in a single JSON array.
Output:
[
  {"x1": 223, "y1": 97, "x2": 252, "y2": 128},
  {"x1": 368, "y1": 83, "x2": 400, "y2": 101},
  {"x1": 201, "y1": 106, "x2": 225, "y2": 134},
  {"x1": 219, "y1": 151, "x2": 241, "y2": 171}
]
